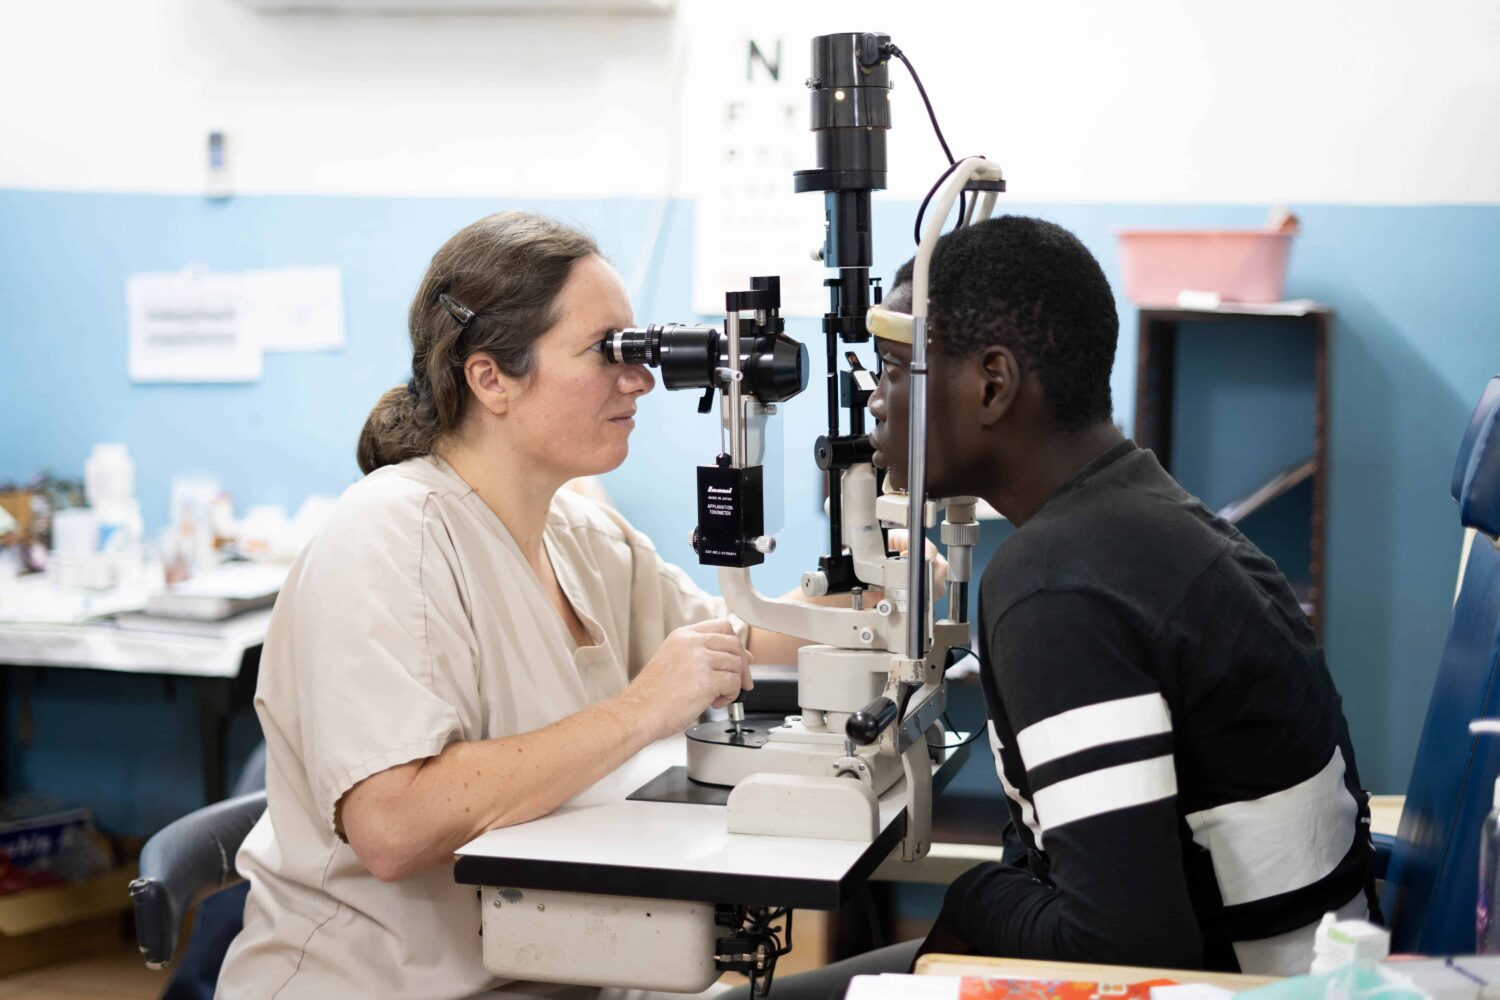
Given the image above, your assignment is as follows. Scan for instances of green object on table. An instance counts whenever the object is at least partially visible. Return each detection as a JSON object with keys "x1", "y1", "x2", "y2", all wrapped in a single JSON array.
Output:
[{"x1": 1237, "y1": 963, "x2": 1426, "y2": 1000}]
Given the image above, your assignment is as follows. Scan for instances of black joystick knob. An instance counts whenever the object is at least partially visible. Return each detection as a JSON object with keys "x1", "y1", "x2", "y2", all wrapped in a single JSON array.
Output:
[{"x1": 846, "y1": 697, "x2": 898, "y2": 746}]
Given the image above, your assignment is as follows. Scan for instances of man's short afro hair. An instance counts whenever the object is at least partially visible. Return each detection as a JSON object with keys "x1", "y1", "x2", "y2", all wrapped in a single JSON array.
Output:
[{"x1": 893, "y1": 215, "x2": 1118, "y2": 432}]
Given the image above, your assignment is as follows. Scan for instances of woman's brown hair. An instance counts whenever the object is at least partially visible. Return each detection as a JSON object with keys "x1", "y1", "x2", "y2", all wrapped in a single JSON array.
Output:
[{"x1": 356, "y1": 212, "x2": 600, "y2": 474}]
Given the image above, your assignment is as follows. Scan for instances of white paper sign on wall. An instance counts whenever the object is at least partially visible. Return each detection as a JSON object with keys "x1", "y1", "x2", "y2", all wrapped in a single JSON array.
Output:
[
  {"x1": 241, "y1": 266, "x2": 346, "y2": 353},
  {"x1": 127, "y1": 269, "x2": 262, "y2": 383}
]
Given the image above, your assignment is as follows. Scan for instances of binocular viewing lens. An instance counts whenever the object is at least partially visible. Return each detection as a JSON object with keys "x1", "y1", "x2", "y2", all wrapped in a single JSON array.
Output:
[{"x1": 598, "y1": 324, "x2": 809, "y2": 405}]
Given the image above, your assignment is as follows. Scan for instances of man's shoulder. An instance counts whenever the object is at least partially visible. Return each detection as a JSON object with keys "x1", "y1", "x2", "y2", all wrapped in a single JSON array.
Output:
[{"x1": 981, "y1": 450, "x2": 1233, "y2": 626}]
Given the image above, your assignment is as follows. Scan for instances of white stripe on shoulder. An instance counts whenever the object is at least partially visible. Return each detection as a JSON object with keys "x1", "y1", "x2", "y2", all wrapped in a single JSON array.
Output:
[
  {"x1": 988, "y1": 721, "x2": 1044, "y2": 850},
  {"x1": 1032, "y1": 755, "x2": 1177, "y2": 833},
  {"x1": 1185, "y1": 745, "x2": 1359, "y2": 907},
  {"x1": 1015, "y1": 692, "x2": 1172, "y2": 770}
]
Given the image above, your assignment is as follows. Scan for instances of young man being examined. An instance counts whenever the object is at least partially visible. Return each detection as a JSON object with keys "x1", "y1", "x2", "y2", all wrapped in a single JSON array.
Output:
[{"x1": 722, "y1": 216, "x2": 1376, "y2": 997}]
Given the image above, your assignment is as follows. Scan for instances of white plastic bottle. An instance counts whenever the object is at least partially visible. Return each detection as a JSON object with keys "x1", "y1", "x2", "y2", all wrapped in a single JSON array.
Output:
[
  {"x1": 1473, "y1": 720, "x2": 1500, "y2": 954},
  {"x1": 1309, "y1": 911, "x2": 1390, "y2": 972},
  {"x1": 84, "y1": 443, "x2": 135, "y2": 507}
]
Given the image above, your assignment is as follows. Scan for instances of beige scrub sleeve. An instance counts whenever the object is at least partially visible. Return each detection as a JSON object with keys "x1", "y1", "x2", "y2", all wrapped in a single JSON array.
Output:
[{"x1": 281, "y1": 488, "x2": 471, "y2": 835}]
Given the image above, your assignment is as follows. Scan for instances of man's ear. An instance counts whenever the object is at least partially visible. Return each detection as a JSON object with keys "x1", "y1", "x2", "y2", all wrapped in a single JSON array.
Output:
[
  {"x1": 977, "y1": 346, "x2": 1021, "y2": 427},
  {"x1": 463, "y1": 353, "x2": 510, "y2": 417}
]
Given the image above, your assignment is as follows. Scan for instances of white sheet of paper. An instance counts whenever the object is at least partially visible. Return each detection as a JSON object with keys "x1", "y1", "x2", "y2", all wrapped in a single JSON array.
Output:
[
  {"x1": 846, "y1": 975, "x2": 960, "y2": 1000},
  {"x1": 127, "y1": 270, "x2": 261, "y2": 383},
  {"x1": 241, "y1": 266, "x2": 346, "y2": 352}
]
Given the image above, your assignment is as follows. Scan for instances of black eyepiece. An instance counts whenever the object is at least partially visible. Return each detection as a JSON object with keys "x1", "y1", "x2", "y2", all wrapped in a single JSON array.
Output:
[
  {"x1": 600, "y1": 326, "x2": 666, "y2": 367},
  {"x1": 599, "y1": 323, "x2": 807, "y2": 405}
]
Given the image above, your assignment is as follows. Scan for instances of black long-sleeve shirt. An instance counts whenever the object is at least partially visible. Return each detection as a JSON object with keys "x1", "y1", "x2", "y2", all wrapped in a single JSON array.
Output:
[{"x1": 935, "y1": 442, "x2": 1376, "y2": 973}]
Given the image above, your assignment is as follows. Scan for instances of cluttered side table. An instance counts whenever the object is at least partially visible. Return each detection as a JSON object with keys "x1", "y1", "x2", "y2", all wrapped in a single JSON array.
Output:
[
  {"x1": 0, "y1": 452, "x2": 302, "y2": 974},
  {"x1": 0, "y1": 558, "x2": 285, "y2": 804},
  {"x1": 2, "y1": 456, "x2": 303, "y2": 808}
]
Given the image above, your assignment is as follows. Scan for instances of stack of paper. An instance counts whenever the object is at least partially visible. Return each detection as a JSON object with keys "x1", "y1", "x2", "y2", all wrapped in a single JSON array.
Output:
[{"x1": 144, "y1": 563, "x2": 287, "y2": 621}]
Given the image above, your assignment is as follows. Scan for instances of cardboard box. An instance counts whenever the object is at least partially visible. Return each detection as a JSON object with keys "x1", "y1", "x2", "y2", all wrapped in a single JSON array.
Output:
[
  {"x1": 0, "y1": 804, "x2": 93, "y2": 873},
  {"x1": 0, "y1": 866, "x2": 136, "y2": 975},
  {"x1": 0, "y1": 491, "x2": 33, "y2": 539}
]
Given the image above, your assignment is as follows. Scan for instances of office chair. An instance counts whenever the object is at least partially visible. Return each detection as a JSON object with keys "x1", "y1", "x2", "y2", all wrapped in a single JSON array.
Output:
[
  {"x1": 1377, "y1": 375, "x2": 1500, "y2": 953},
  {"x1": 130, "y1": 744, "x2": 267, "y2": 969}
]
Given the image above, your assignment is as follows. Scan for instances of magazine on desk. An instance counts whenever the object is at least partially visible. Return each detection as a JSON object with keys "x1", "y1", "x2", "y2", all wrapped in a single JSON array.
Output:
[
  {"x1": 848, "y1": 974, "x2": 1181, "y2": 1000},
  {"x1": 111, "y1": 606, "x2": 276, "y2": 640},
  {"x1": 142, "y1": 562, "x2": 286, "y2": 621}
]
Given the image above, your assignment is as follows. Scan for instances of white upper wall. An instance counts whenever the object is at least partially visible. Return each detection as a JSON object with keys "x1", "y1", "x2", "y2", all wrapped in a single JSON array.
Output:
[{"x1": 3, "y1": 0, "x2": 1497, "y2": 203}]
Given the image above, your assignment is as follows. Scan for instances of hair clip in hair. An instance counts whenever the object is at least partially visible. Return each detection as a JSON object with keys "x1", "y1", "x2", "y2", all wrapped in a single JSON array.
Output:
[{"x1": 438, "y1": 292, "x2": 476, "y2": 327}]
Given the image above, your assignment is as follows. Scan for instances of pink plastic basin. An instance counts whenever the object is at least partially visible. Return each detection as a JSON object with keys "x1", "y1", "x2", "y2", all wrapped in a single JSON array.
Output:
[{"x1": 1115, "y1": 229, "x2": 1295, "y2": 305}]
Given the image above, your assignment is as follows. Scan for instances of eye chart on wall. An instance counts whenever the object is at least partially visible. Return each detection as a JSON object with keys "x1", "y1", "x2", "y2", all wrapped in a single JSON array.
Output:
[{"x1": 688, "y1": 34, "x2": 830, "y2": 319}]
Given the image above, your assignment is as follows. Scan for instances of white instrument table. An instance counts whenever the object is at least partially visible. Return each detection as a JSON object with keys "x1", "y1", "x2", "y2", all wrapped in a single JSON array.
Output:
[{"x1": 453, "y1": 734, "x2": 970, "y2": 910}]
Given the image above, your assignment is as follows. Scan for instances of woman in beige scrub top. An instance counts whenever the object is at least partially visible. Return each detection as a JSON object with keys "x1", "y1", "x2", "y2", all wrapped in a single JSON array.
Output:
[{"x1": 216, "y1": 213, "x2": 815, "y2": 999}]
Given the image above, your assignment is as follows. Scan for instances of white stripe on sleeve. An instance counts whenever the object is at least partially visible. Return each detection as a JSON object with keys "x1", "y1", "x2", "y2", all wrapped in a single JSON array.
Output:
[
  {"x1": 988, "y1": 721, "x2": 1045, "y2": 850},
  {"x1": 1032, "y1": 754, "x2": 1178, "y2": 833},
  {"x1": 1015, "y1": 692, "x2": 1172, "y2": 770},
  {"x1": 1185, "y1": 746, "x2": 1359, "y2": 907}
]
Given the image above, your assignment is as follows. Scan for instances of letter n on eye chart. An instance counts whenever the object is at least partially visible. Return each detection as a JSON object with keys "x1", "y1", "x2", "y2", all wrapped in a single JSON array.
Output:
[{"x1": 127, "y1": 269, "x2": 262, "y2": 382}]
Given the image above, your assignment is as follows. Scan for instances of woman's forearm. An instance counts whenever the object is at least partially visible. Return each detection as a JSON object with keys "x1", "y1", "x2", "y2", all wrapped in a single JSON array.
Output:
[
  {"x1": 343, "y1": 620, "x2": 750, "y2": 882},
  {"x1": 339, "y1": 696, "x2": 652, "y2": 881}
]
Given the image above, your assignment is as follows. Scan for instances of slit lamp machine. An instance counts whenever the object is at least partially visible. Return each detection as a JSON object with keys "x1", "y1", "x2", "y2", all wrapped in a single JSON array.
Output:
[{"x1": 460, "y1": 31, "x2": 1006, "y2": 994}]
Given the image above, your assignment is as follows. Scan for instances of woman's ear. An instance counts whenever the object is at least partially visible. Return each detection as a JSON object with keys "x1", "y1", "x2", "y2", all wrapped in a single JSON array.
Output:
[
  {"x1": 977, "y1": 346, "x2": 1022, "y2": 427},
  {"x1": 463, "y1": 354, "x2": 510, "y2": 417}
]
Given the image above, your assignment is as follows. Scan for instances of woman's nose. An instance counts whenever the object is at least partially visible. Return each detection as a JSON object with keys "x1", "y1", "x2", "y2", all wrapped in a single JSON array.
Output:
[
  {"x1": 868, "y1": 378, "x2": 886, "y2": 420},
  {"x1": 620, "y1": 363, "x2": 655, "y2": 395}
]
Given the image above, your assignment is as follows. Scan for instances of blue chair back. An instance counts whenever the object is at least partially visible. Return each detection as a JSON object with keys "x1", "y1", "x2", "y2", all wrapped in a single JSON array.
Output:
[{"x1": 1383, "y1": 375, "x2": 1500, "y2": 953}]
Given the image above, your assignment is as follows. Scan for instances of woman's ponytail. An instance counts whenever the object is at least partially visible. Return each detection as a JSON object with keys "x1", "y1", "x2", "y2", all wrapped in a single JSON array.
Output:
[{"x1": 356, "y1": 384, "x2": 435, "y2": 475}]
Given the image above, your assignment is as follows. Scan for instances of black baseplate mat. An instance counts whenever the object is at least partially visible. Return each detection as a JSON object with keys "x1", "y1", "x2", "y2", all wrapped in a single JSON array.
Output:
[{"x1": 627, "y1": 765, "x2": 731, "y2": 806}]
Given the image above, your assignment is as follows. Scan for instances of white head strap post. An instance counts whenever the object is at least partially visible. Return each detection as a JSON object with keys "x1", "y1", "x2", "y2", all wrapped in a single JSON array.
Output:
[{"x1": 902, "y1": 156, "x2": 1005, "y2": 666}]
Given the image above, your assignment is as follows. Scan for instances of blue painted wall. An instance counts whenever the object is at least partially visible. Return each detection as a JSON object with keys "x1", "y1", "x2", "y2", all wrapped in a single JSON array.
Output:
[{"x1": 3, "y1": 189, "x2": 1497, "y2": 833}]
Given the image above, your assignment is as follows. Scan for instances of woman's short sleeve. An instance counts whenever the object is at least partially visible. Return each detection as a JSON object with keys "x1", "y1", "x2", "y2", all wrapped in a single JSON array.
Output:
[{"x1": 269, "y1": 485, "x2": 474, "y2": 834}]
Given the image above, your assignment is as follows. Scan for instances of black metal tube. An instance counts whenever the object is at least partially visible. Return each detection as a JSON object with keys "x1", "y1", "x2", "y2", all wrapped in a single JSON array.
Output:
[
  {"x1": 796, "y1": 32, "x2": 894, "y2": 591},
  {"x1": 825, "y1": 326, "x2": 843, "y2": 559}
]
